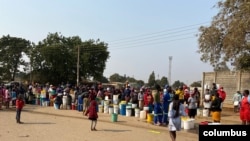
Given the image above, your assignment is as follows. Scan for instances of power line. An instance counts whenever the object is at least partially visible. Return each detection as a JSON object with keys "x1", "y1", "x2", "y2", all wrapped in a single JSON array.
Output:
[{"x1": 108, "y1": 21, "x2": 210, "y2": 43}]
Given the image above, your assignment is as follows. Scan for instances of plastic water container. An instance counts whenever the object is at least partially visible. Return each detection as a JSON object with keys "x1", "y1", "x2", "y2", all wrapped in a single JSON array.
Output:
[
  {"x1": 113, "y1": 95, "x2": 119, "y2": 105},
  {"x1": 111, "y1": 113, "x2": 118, "y2": 122},
  {"x1": 98, "y1": 105, "x2": 103, "y2": 113},
  {"x1": 109, "y1": 107, "x2": 114, "y2": 114},
  {"x1": 105, "y1": 96, "x2": 109, "y2": 101},
  {"x1": 132, "y1": 103, "x2": 137, "y2": 108},
  {"x1": 140, "y1": 110, "x2": 146, "y2": 119},
  {"x1": 135, "y1": 108, "x2": 140, "y2": 118},
  {"x1": 197, "y1": 108, "x2": 202, "y2": 117},
  {"x1": 104, "y1": 105, "x2": 109, "y2": 114},
  {"x1": 126, "y1": 107, "x2": 132, "y2": 117},
  {"x1": 203, "y1": 102, "x2": 211, "y2": 108},
  {"x1": 120, "y1": 104, "x2": 126, "y2": 116},
  {"x1": 143, "y1": 106, "x2": 149, "y2": 111},
  {"x1": 183, "y1": 120, "x2": 190, "y2": 130},
  {"x1": 71, "y1": 103, "x2": 75, "y2": 110},
  {"x1": 113, "y1": 105, "x2": 119, "y2": 114},
  {"x1": 147, "y1": 113, "x2": 154, "y2": 123},
  {"x1": 203, "y1": 109, "x2": 209, "y2": 117}
]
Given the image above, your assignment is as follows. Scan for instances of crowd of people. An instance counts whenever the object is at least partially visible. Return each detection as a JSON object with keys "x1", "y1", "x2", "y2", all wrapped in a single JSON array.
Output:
[{"x1": 1, "y1": 81, "x2": 250, "y2": 139}]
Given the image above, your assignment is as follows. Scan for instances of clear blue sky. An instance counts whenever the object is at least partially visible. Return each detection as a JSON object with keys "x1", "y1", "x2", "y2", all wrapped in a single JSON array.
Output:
[{"x1": 0, "y1": 0, "x2": 219, "y2": 85}]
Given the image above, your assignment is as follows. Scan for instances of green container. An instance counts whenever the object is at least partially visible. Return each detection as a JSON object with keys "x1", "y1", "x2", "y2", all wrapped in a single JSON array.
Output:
[{"x1": 111, "y1": 113, "x2": 118, "y2": 122}]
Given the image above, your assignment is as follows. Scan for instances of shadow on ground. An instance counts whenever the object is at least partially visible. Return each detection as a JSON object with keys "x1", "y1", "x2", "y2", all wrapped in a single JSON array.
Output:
[
  {"x1": 22, "y1": 122, "x2": 56, "y2": 125},
  {"x1": 102, "y1": 129, "x2": 131, "y2": 132}
]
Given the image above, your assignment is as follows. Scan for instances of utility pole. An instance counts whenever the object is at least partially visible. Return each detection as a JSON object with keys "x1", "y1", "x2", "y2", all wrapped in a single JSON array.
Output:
[
  {"x1": 168, "y1": 56, "x2": 172, "y2": 86},
  {"x1": 77, "y1": 45, "x2": 80, "y2": 86}
]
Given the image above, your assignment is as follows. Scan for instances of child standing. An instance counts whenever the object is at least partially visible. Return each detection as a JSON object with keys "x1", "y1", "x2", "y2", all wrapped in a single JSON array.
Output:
[
  {"x1": 16, "y1": 95, "x2": 25, "y2": 124},
  {"x1": 85, "y1": 99, "x2": 98, "y2": 131}
]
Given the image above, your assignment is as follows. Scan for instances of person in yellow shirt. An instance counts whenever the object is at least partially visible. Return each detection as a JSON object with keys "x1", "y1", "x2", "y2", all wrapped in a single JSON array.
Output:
[{"x1": 175, "y1": 86, "x2": 184, "y2": 104}]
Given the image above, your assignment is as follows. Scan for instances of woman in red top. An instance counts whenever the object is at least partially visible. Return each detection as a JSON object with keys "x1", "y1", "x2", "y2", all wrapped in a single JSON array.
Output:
[
  {"x1": 16, "y1": 95, "x2": 25, "y2": 124},
  {"x1": 85, "y1": 99, "x2": 98, "y2": 131},
  {"x1": 240, "y1": 90, "x2": 250, "y2": 125}
]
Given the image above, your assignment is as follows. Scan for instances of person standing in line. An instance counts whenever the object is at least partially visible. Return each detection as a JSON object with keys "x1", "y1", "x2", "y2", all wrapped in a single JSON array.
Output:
[
  {"x1": 192, "y1": 87, "x2": 200, "y2": 108},
  {"x1": 210, "y1": 92, "x2": 222, "y2": 123},
  {"x1": 232, "y1": 91, "x2": 242, "y2": 113},
  {"x1": 218, "y1": 86, "x2": 226, "y2": 109},
  {"x1": 162, "y1": 87, "x2": 171, "y2": 125},
  {"x1": 203, "y1": 89, "x2": 212, "y2": 115},
  {"x1": 16, "y1": 95, "x2": 25, "y2": 124},
  {"x1": 239, "y1": 90, "x2": 250, "y2": 125},
  {"x1": 187, "y1": 93, "x2": 197, "y2": 119},
  {"x1": 138, "y1": 88, "x2": 144, "y2": 110},
  {"x1": 153, "y1": 84, "x2": 163, "y2": 126},
  {"x1": 85, "y1": 99, "x2": 98, "y2": 131},
  {"x1": 168, "y1": 94, "x2": 186, "y2": 141}
]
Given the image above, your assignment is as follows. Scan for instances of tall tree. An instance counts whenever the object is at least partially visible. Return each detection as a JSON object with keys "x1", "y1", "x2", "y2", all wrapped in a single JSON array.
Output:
[
  {"x1": 190, "y1": 81, "x2": 202, "y2": 87},
  {"x1": 147, "y1": 71, "x2": 156, "y2": 87},
  {"x1": 31, "y1": 32, "x2": 109, "y2": 84},
  {"x1": 109, "y1": 73, "x2": 126, "y2": 82},
  {"x1": 172, "y1": 80, "x2": 185, "y2": 90},
  {"x1": 0, "y1": 35, "x2": 31, "y2": 81},
  {"x1": 198, "y1": 0, "x2": 250, "y2": 70},
  {"x1": 159, "y1": 76, "x2": 169, "y2": 87}
]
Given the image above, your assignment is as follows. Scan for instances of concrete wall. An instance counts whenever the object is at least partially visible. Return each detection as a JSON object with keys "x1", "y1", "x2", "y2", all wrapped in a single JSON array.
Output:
[{"x1": 202, "y1": 71, "x2": 250, "y2": 104}]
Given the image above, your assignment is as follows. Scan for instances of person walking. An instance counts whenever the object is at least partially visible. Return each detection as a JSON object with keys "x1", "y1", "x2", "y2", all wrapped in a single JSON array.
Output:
[
  {"x1": 168, "y1": 94, "x2": 186, "y2": 141},
  {"x1": 239, "y1": 90, "x2": 250, "y2": 125},
  {"x1": 85, "y1": 99, "x2": 98, "y2": 131},
  {"x1": 16, "y1": 95, "x2": 25, "y2": 124}
]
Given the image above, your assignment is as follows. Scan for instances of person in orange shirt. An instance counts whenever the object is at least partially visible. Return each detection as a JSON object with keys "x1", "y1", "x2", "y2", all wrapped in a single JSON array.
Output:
[{"x1": 16, "y1": 95, "x2": 25, "y2": 124}]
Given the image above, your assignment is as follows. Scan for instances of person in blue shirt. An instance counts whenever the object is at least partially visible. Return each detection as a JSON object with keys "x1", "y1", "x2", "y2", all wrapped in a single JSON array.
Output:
[{"x1": 162, "y1": 86, "x2": 171, "y2": 125}]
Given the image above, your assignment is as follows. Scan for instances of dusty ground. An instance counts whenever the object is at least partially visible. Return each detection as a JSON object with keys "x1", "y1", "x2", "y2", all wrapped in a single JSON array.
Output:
[{"x1": 0, "y1": 104, "x2": 240, "y2": 141}]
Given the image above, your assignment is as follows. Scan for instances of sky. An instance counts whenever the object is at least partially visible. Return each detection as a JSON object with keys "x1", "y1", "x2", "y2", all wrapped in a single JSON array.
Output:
[{"x1": 0, "y1": 0, "x2": 219, "y2": 85}]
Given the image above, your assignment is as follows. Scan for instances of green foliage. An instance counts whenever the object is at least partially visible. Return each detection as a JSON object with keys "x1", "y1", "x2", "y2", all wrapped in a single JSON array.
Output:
[
  {"x1": 172, "y1": 80, "x2": 185, "y2": 90},
  {"x1": 198, "y1": 0, "x2": 250, "y2": 71},
  {"x1": 147, "y1": 71, "x2": 156, "y2": 87},
  {"x1": 109, "y1": 73, "x2": 127, "y2": 82},
  {"x1": 190, "y1": 81, "x2": 202, "y2": 87},
  {"x1": 0, "y1": 35, "x2": 31, "y2": 81},
  {"x1": 159, "y1": 76, "x2": 169, "y2": 87},
  {"x1": 30, "y1": 32, "x2": 109, "y2": 84}
]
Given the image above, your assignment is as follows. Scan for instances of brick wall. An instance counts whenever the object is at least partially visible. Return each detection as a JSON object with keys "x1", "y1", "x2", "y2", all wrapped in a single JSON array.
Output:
[{"x1": 202, "y1": 71, "x2": 250, "y2": 105}]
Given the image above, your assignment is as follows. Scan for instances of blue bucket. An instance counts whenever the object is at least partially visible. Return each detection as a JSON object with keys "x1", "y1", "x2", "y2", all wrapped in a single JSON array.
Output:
[{"x1": 120, "y1": 104, "x2": 126, "y2": 116}]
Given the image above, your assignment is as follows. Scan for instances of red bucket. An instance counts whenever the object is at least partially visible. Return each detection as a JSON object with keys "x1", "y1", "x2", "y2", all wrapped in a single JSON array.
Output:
[
  {"x1": 199, "y1": 121, "x2": 211, "y2": 125},
  {"x1": 71, "y1": 103, "x2": 75, "y2": 110}
]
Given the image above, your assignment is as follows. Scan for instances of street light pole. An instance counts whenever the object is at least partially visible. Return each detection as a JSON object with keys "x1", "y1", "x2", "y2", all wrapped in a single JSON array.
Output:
[
  {"x1": 168, "y1": 56, "x2": 172, "y2": 86},
  {"x1": 77, "y1": 45, "x2": 80, "y2": 86}
]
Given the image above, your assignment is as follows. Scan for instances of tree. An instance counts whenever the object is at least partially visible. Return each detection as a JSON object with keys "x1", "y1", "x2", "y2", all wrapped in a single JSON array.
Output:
[
  {"x1": 147, "y1": 71, "x2": 156, "y2": 87},
  {"x1": 213, "y1": 61, "x2": 230, "y2": 71},
  {"x1": 0, "y1": 35, "x2": 31, "y2": 81},
  {"x1": 190, "y1": 81, "x2": 202, "y2": 87},
  {"x1": 197, "y1": 0, "x2": 250, "y2": 70},
  {"x1": 136, "y1": 80, "x2": 145, "y2": 87},
  {"x1": 172, "y1": 80, "x2": 185, "y2": 90},
  {"x1": 31, "y1": 32, "x2": 109, "y2": 84},
  {"x1": 97, "y1": 76, "x2": 109, "y2": 83},
  {"x1": 159, "y1": 76, "x2": 169, "y2": 87},
  {"x1": 109, "y1": 73, "x2": 126, "y2": 82}
]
